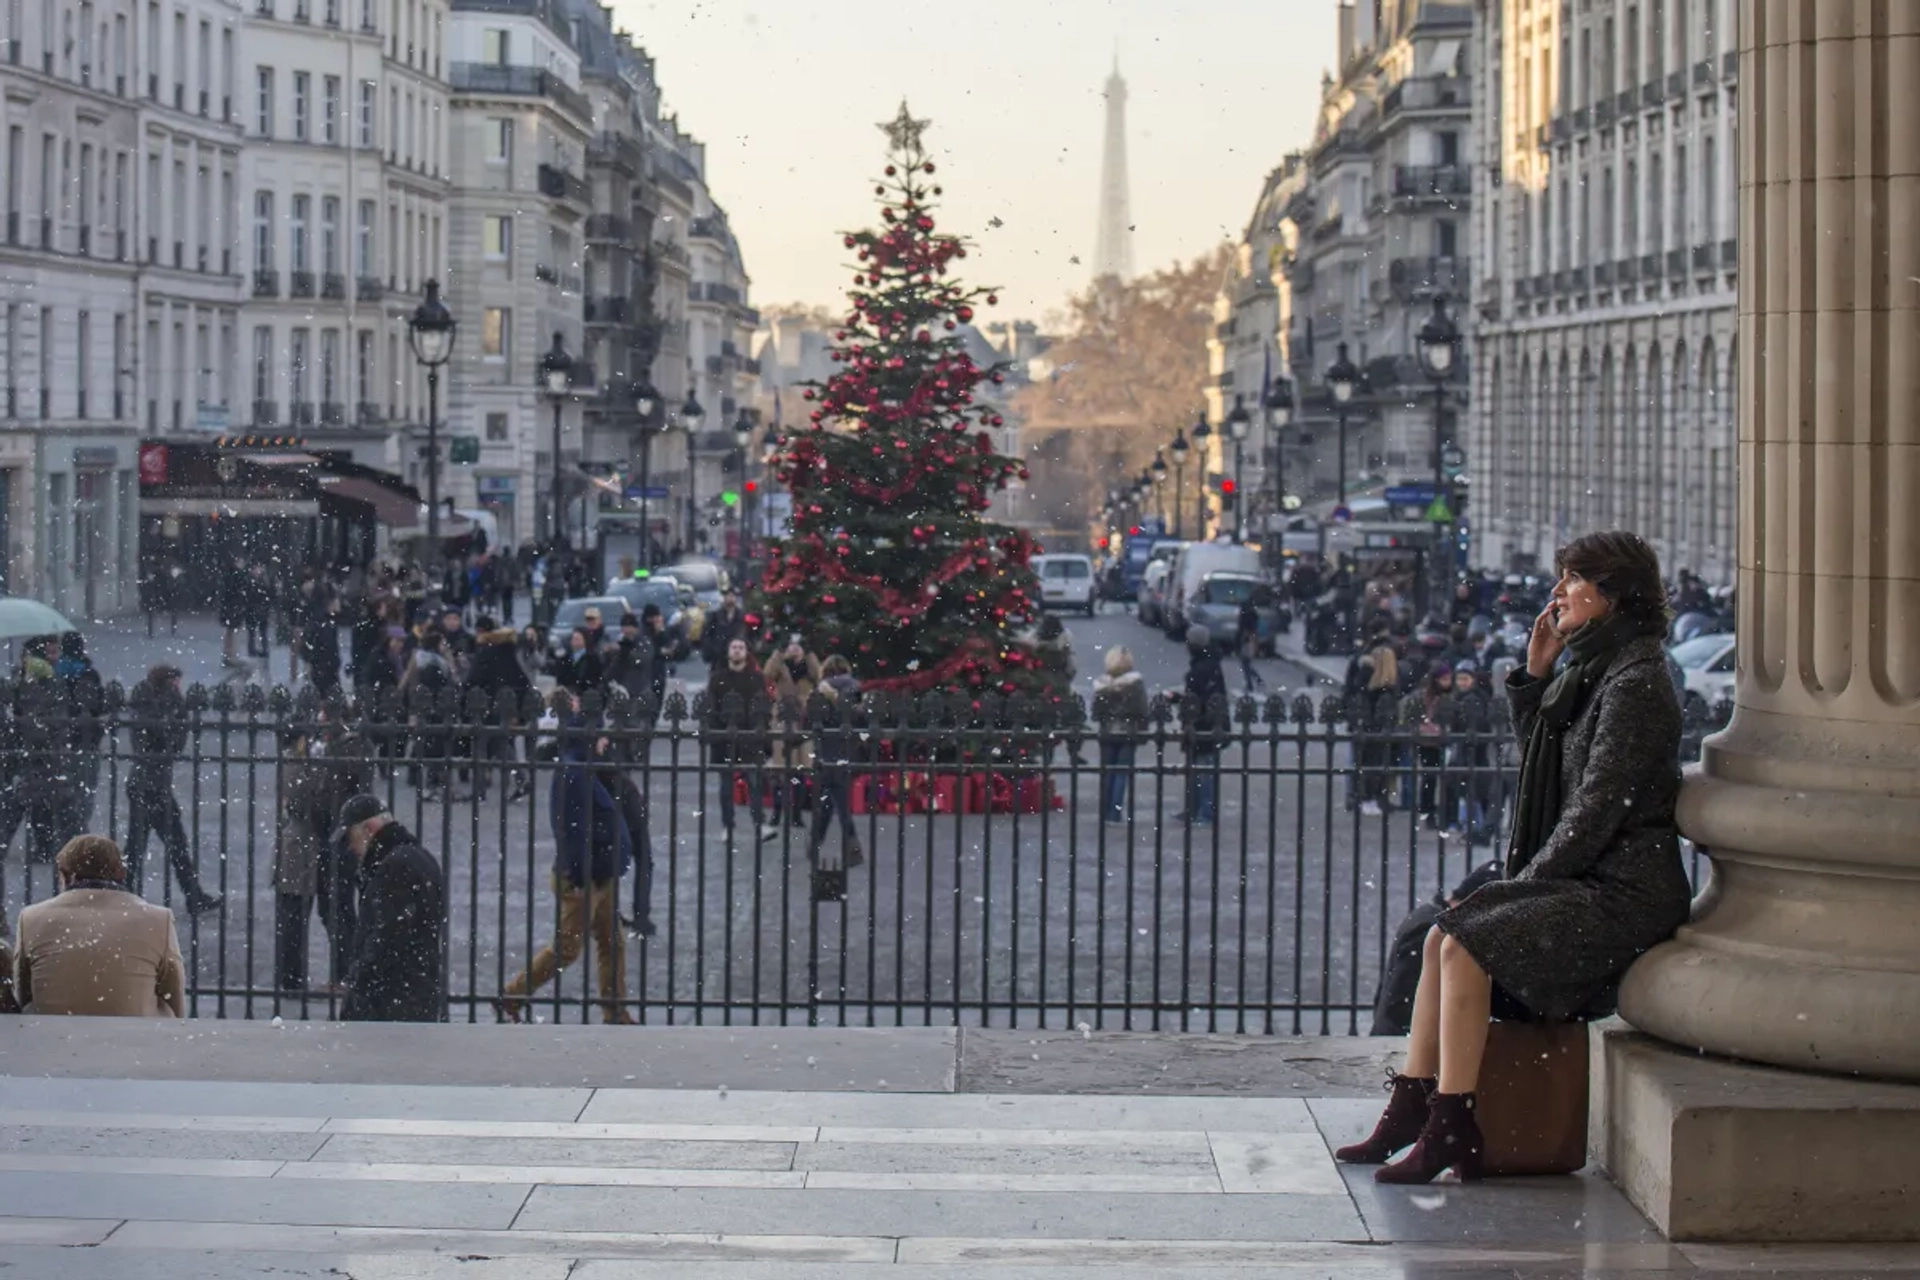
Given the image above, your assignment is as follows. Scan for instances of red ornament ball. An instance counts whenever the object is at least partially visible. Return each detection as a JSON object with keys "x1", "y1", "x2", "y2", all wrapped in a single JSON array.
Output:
[
  {"x1": 986, "y1": 293, "x2": 998, "y2": 305},
  {"x1": 916, "y1": 330, "x2": 932, "y2": 344},
  {"x1": 885, "y1": 164, "x2": 896, "y2": 175},
  {"x1": 956, "y1": 306, "x2": 974, "y2": 322},
  {"x1": 944, "y1": 320, "x2": 956, "y2": 331},
  {"x1": 923, "y1": 162, "x2": 936, "y2": 173},
  {"x1": 803, "y1": 389, "x2": 816, "y2": 400}
]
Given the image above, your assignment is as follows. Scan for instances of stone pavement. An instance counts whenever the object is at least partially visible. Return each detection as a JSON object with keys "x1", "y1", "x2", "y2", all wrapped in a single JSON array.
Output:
[{"x1": 0, "y1": 1021, "x2": 1912, "y2": 1278}]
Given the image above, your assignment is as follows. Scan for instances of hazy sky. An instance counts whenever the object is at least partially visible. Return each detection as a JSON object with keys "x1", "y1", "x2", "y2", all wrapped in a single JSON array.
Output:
[{"x1": 611, "y1": 0, "x2": 1341, "y2": 323}]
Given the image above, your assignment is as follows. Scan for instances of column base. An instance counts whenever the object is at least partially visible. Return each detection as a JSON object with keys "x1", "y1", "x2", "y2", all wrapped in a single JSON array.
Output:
[{"x1": 1593, "y1": 1025, "x2": 1920, "y2": 1241}]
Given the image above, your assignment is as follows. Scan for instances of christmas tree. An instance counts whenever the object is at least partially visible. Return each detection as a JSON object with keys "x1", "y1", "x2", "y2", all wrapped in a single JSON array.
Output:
[{"x1": 751, "y1": 103, "x2": 1065, "y2": 703}]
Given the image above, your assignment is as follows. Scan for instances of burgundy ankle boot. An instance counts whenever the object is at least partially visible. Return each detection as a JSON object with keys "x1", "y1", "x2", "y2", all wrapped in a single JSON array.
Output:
[
  {"x1": 1375, "y1": 1091, "x2": 1484, "y2": 1184},
  {"x1": 1334, "y1": 1073, "x2": 1435, "y2": 1164}
]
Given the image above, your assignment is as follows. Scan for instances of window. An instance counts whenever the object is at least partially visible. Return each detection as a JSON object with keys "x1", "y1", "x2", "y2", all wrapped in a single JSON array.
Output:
[
  {"x1": 322, "y1": 75, "x2": 339, "y2": 144},
  {"x1": 1579, "y1": 27, "x2": 1591, "y2": 106},
  {"x1": 320, "y1": 328, "x2": 338, "y2": 403},
  {"x1": 357, "y1": 79, "x2": 375, "y2": 147},
  {"x1": 355, "y1": 329, "x2": 372, "y2": 405},
  {"x1": 1435, "y1": 218, "x2": 1457, "y2": 259},
  {"x1": 1702, "y1": 135, "x2": 1717, "y2": 242},
  {"x1": 1649, "y1": 0, "x2": 1664, "y2": 79},
  {"x1": 1578, "y1": 176, "x2": 1590, "y2": 264},
  {"x1": 482, "y1": 27, "x2": 507, "y2": 64},
  {"x1": 252, "y1": 189, "x2": 273, "y2": 271},
  {"x1": 481, "y1": 306, "x2": 507, "y2": 359},
  {"x1": 289, "y1": 327, "x2": 308, "y2": 405},
  {"x1": 1648, "y1": 151, "x2": 1663, "y2": 252},
  {"x1": 252, "y1": 326, "x2": 272, "y2": 401},
  {"x1": 488, "y1": 118, "x2": 511, "y2": 163},
  {"x1": 1602, "y1": 16, "x2": 1616, "y2": 96},
  {"x1": 77, "y1": 143, "x2": 92, "y2": 251},
  {"x1": 482, "y1": 214, "x2": 511, "y2": 261},
  {"x1": 290, "y1": 193, "x2": 309, "y2": 270},
  {"x1": 76, "y1": 310, "x2": 89, "y2": 416},
  {"x1": 1600, "y1": 165, "x2": 1615, "y2": 260},
  {"x1": 1557, "y1": 177, "x2": 1571, "y2": 268},
  {"x1": 292, "y1": 71, "x2": 309, "y2": 142},
  {"x1": 1674, "y1": 143, "x2": 1688, "y2": 248},
  {"x1": 196, "y1": 20, "x2": 209, "y2": 98},
  {"x1": 1626, "y1": 4, "x2": 1640, "y2": 86},
  {"x1": 484, "y1": 411, "x2": 509, "y2": 441},
  {"x1": 320, "y1": 196, "x2": 338, "y2": 272},
  {"x1": 255, "y1": 66, "x2": 273, "y2": 136},
  {"x1": 355, "y1": 199, "x2": 374, "y2": 275},
  {"x1": 1624, "y1": 157, "x2": 1639, "y2": 253}
]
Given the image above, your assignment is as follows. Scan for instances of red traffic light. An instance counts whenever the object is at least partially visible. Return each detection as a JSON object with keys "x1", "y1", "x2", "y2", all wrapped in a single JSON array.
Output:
[
  {"x1": 744, "y1": 480, "x2": 758, "y2": 494},
  {"x1": 1219, "y1": 478, "x2": 1236, "y2": 495},
  {"x1": 1128, "y1": 525, "x2": 1141, "y2": 536}
]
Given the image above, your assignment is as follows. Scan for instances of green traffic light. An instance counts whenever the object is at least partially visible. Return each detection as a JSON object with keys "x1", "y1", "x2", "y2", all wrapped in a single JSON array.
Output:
[{"x1": 721, "y1": 490, "x2": 740, "y2": 507}]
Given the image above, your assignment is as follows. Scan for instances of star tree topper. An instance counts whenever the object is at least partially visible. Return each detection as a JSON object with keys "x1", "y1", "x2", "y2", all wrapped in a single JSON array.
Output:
[{"x1": 879, "y1": 100, "x2": 930, "y2": 153}]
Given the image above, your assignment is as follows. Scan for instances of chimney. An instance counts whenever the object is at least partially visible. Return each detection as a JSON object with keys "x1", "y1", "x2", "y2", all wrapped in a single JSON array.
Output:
[{"x1": 1337, "y1": 1, "x2": 1355, "y2": 70}]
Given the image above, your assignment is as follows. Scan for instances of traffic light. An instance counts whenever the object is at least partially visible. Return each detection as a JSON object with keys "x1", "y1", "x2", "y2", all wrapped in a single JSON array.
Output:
[
  {"x1": 744, "y1": 480, "x2": 758, "y2": 495},
  {"x1": 720, "y1": 489, "x2": 740, "y2": 507},
  {"x1": 1217, "y1": 476, "x2": 1237, "y2": 509}
]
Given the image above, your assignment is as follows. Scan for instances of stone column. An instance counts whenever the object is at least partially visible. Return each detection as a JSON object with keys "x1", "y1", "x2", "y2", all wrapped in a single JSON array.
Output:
[{"x1": 1618, "y1": 0, "x2": 1920, "y2": 1081}]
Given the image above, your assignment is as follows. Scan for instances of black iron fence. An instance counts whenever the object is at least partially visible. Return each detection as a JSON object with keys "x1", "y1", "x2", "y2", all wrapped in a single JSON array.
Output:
[{"x1": 0, "y1": 681, "x2": 1727, "y2": 1033}]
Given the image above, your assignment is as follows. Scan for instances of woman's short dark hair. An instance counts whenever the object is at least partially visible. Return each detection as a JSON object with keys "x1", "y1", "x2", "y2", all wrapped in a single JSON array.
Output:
[{"x1": 1555, "y1": 531, "x2": 1669, "y2": 626}]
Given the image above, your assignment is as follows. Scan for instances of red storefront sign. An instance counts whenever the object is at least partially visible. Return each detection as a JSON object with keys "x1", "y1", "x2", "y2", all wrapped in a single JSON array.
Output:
[{"x1": 138, "y1": 443, "x2": 170, "y2": 485}]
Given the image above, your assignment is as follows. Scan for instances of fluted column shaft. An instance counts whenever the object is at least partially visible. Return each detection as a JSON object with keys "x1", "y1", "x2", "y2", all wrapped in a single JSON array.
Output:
[{"x1": 1619, "y1": 0, "x2": 1920, "y2": 1080}]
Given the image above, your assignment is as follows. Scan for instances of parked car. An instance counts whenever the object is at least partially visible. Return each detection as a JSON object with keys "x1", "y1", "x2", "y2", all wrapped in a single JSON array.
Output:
[
  {"x1": 1138, "y1": 558, "x2": 1175, "y2": 628},
  {"x1": 659, "y1": 559, "x2": 731, "y2": 614},
  {"x1": 1163, "y1": 542, "x2": 1263, "y2": 637},
  {"x1": 1668, "y1": 632, "x2": 1736, "y2": 716},
  {"x1": 1185, "y1": 572, "x2": 1288, "y2": 654},
  {"x1": 1032, "y1": 553, "x2": 1096, "y2": 616}
]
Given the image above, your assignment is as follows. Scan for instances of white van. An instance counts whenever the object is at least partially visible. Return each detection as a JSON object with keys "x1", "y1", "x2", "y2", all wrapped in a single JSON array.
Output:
[
  {"x1": 1164, "y1": 541, "x2": 1264, "y2": 636},
  {"x1": 1033, "y1": 553, "x2": 1096, "y2": 615}
]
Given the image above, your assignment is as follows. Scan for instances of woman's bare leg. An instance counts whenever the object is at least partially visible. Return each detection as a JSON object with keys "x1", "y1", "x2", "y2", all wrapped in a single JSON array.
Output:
[
  {"x1": 1436, "y1": 934, "x2": 1493, "y2": 1093},
  {"x1": 1403, "y1": 926, "x2": 1445, "y2": 1078}
]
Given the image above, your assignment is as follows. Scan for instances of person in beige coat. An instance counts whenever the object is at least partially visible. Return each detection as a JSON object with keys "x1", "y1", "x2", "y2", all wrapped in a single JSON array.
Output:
[{"x1": 15, "y1": 836, "x2": 185, "y2": 1017}]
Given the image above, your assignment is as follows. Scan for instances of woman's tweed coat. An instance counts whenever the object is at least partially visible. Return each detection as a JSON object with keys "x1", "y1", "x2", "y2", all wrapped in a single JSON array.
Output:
[{"x1": 1436, "y1": 633, "x2": 1693, "y2": 1020}]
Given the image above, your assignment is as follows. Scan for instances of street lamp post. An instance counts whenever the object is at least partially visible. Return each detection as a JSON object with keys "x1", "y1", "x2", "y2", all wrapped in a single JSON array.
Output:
[
  {"x1": 761, "y1": 420, "x2": 781, "y2": 557},
  {"x1": 1225, "y1": 394, "x2": 1252, "y2": 543},
  {"x1": 1167, "y1": 429, "x2": 1188, "y2": 539},
  {"x1": 1416, "y1": 295, "x2": 1462, "y2": 615},
  {"x1": 731, "y1": 409, "x2": 753, "y2": 587},
  {"x1": 1190, "y1": 408, "x2": 1213, "y2": 542},
  {"x1": 631, "y1": 379, "x2": 660, "y2": 568},
  {"x1": 406, "y1": 279, "x2": 456, "y2": 578},
  {"x1": 1263, "y1": 374, "x2": 1293, "y2": 536},
  {"x1": 1149, "y1": 448, "x2": 1169, "y2": 529},
  {"x1": 538, "y1": 333, "x2": 573, "y2": 613},
  {"x1": 679, "y1": 386, "x2": 704, "y2": 555},
  {"x1": 1324, "y1": 342, "x2": 1360, "y2": 517}
]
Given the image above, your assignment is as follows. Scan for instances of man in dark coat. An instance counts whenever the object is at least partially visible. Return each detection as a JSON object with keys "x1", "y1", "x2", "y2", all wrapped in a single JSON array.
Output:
[
  {"x1": 1174, "y1": 625, "x2": 1227, "y2": 826},
  {"x1": 466, "y1": 625, "x2": 533, "y2": 800},
  {"x1": 274, "y1": 708, "x2": 374, "y2": 991},
  {"x1": 125, "y1": 665, "x2": 222, "y2": 914},
  {"x1": 337, "y1": 794, "x2": 446, "y2": 1022},
  {"x1": 699, "y1": 593, "x2": 747, "y2": 667},
  {"x1": 704, "y1": 637, "x2": 773, "y2": 841}
]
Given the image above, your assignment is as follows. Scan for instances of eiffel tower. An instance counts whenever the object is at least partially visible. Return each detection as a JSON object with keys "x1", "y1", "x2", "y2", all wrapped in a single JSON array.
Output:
[{"x1": 1094, "y1": 57, "x2": 1134, "y2": 281}]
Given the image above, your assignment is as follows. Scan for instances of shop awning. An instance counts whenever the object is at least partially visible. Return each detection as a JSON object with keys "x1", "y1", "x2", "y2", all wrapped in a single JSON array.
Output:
[
  {"x1": 140, "y1": 496, "x2": 322, "y2": 518},
  {"x1": 319, "y1": 475, "x2": 427, "y2": 528}
]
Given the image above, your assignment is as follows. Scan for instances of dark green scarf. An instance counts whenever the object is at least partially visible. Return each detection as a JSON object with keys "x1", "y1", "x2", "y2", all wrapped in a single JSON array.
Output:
[{"x1": 1507, "y1": 613, "x2": 1661, "y2": 875}]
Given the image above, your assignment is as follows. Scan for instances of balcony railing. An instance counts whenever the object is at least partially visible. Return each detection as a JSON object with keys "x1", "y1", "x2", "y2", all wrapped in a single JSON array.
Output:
[
  {"x1": 355, "y1": 275, "x2": 384, "y2": 301},
  {"x1": 252, "y1": 399, "x2": 278, "y2": 425},
  {"x1": 1386, "y1": 255, "x2": 1469, "y2": 298},
  {"x1": 1693, "y1": 60, "x2": 1713, "y2": 89},
  {"x1": 252, "y1": 270, "x2": 280, "y2": 298},
  {"x1": 1571, "y1": 105, "x2": 1590, "y2": 132},
  {"x1": 1550, "y1": 115, "x2": 1572, "y2": 143},
  {"x1": 1514, "y1": 276, "x2": 1531, "y2": 300},
  {"x1": 290, "y1": 402, "x2": 316, "y2": 426},
  {"x1": 1641, "y1": 253, "x2": 1660, "y2": 280},
  {"x1": 1595, "y1": 261, "x2": 1614, "y2": 287},
  {"x1": 1390, "y1": 164, "x2": 1471, "y2": 199},
  {"x1": 690, "y1": 280, "x2": 744, "y2": 306},
  {"x1": 1616, "y1": 89, "x2": 1637, "y2": 117},
  {"x1": 321, "y1": 272, "x2": 346, "y2": 299},
  {"x1": 533, "y1": 264, "x2": 557, "y2": 284},
  {"x1": 355, "y1": 402, "x2": 384, "y2": 427},
  {"x1": 1692, "y1": 243, "x2": 1715, "y2": 273},
  {"x1": 1618, "y1": 257, "x2": 1638, "y2": 285},
  {"x1": 448, "y1": 63, "x2": 591, "y2": 123},
  {"x1": 319, "y1": 401, "x2": 346, "y2": 426},
  {"x1": 688, "y1": 215, "x2": 727, "y2": 241},
  {"x1": 289, "y1": 270, "x2": 316, "y2": 298},
  {"x1": 1643, "y1": 80, "x2": 1663, "y2": 108},
  {"x1": 586, "y1": 130, "x2": 644, "y2": 173},
  {"x1": 584, "y1": 295, "x2": 631, "y2": 324},
  {"x1": 1596, "y1": 99, "x2": 1615, "y2": 128},
  {"x1": 1723, "y1": 50, "x2": 1738, "y2": 80},
  {"x1": 1380, "y1": 75, "x2": 1464, "y2": 116},
  {"x1": 584, "y1": 213, "x2": 632, "y2": 243},
  {"x1": 536, "y1": 162, "x2": 589, "y2": 204},
  {"x1": 1721, "y1": 238, "x2": 1738, "y2": 269}
]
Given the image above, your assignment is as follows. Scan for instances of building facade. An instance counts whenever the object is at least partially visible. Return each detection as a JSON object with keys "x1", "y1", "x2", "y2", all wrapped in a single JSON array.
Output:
[
  {"x1": 236, "y1": 0, "x2": 449, "y2": 479},
  {"x1": 0, "y1": 0, "x2": 149, "y2": 616},
  {"x1": 1279, "y1": 0, "x2": 1475, "y2": 521},
  {"x1": 1467, "y1": 0, "x2": 1737, "y2": 582},
  {"x1": 443, "y1": 0, "x2": 587, "y2": 548}
]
